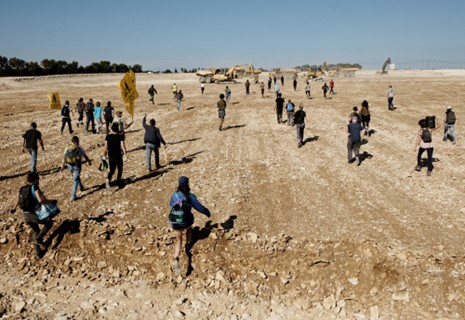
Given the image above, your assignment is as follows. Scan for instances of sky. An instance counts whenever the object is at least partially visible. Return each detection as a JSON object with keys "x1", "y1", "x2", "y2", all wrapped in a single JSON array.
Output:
[{"x1": 1, "y1": 0, "x2": 465, "y2": 71}]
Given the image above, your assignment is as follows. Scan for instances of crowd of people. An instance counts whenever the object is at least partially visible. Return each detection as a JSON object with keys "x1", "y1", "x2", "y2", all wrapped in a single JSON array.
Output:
[{"x1": 15, "y1": 76, "x2": 458, "y2": 275}]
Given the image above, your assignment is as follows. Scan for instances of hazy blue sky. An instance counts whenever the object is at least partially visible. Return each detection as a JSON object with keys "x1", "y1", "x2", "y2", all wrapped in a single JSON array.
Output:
[{"x1": 1, "y1": 0, "x2": 465, "y2": 70}]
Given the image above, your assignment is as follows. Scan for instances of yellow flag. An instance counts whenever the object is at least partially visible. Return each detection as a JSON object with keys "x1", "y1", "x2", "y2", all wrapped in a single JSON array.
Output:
[
  {"x1": 47, "y1": 92, "x2": 61, "y2": 110},
  {"x1": 125, "y1": 101, "x2": 135, "y2": 117},
  {"x1": 119, "y1": 70, "x2": 139, "y2": 106}
]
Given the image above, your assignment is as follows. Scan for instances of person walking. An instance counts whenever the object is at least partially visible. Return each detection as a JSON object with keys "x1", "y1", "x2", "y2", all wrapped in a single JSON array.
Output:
[
  {"x1": 349, "y1": 106, "x2": 362, "y2": 124},
  {"x1": 286, "y1": 99, "x2": 295, "y2": 126},
  {"x1": 347, "y1": 116, "x2": 364, "y2": 165},
  {"x1": 142, "y1": 114, "x2": 166, "y2": 171},
  {"x1": 275, "y1": 93, "x2": 285, "y2": 124},
  {"x1": 75, "y1": 98, "x2": 85, "y2": 128},
  {"x1": 443, "y1": 106, "x2": 456, "y2": 144},
  {"x1": 273, "y1": 75, "x2": 277, "y2": 85},
  {"x1": 113, "y1": 111, "x2": 133, "y2": 156},
  {"x1": 260, "y1": 82, "x2": 265, "y2": 98},
  {"x1": 60, "y1": 100, "x2": 74, "y2": 134},
  {"x1": 200, "y1": 82, "x2": 205, "y2": 95},
  {"x1": 305, "y1": 83, "x2": 311, "y2": 99},
  {"x1": 103, "y1": 123, "x2": 125, "y2": 188},
  {"x1": 294, "y1": 104, "x2": 306, "y2": 148},
  {"x1": 225, "y1": 86, "x2": 231, "y2": 103},
  {"x1": 148, "y1": 85, "x2": 157, "y2": 104},
  {"x1": 245, "y1": 79, "x2": 250, "y2": 95},
  {"x1": 274, "y1": 82, "x2": 281, "y2": 98},
  {"x1": 22, "y1": 122, "x2": 44, "y2": 173},
  {"x1": 175, "y1": 90, "x2": 184, "y2": 111},
  {"x1": 322, "y1": 83, "x2": 329, "y2": 99},
  {"x1": 61, "y1": 136, "x2": 92, "y2": 201},
  {"x1": 280, "y1": 75, "x2": 284, "y2": 86},
  {"x1": 329, "y1": 79, "x2": 335, "y2": 94},
  {"x1": 217, "y1": 93, "x2": 227, "y2": 131},
  {"x1": 171, "y1": 83, "x2": 177, "y2": 98},
  {"x1": 415, "y1": 118, "x2": 440, "y2": 176},
  {"x1": 387, "y1": 85, "x2": 394, "y2": 110},
  {"x1": 103, "y1": 101, "x2": 114, "y2": 135},
  {"x1": 267, "y1": 77, "x2": 272, "y2": 91},
  {"x1": 293, "y1": 78, "x2": 297, "y2": 91},
  {"x1": 84, "y1": 98, "x2": 95, "y2": 133},
  {"x1": 169, "y1": 176, "x2": 211, "y2": 274},
  {"x1": 14, "y1": 172, "x2": 58, "y2": 258},
  {"x1": 360, "y1": 100, "x2": 371, "y2": 135},
  {"x1": 94, "y1": 101, "x2": 103, "y2": 134}
]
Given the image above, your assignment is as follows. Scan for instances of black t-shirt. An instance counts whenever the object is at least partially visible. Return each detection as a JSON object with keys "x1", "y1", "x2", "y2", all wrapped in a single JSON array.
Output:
[
  {"x1": 61, "y1": 105, "x2": 71, "y2": 118},
  {"x1": 23, "y1": 129, "x2": 41, "y2": 149},
  {"x1": 104, "y1": 106, "x2": 114, "y2": 119},
  {"x1": 105, "y1": 134, "x2": 123, "y2": 160},
  {"x1": 294, "y1": 110, "x2": 306, "y2": 125},
  {"x1": 275, "y1": 97, "x2": 285, "y2": 111}
]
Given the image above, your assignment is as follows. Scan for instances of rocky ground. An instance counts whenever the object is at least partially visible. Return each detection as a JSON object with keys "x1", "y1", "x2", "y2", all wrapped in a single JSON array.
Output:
[{"x1": 0, "y1": 71, "x2": 464, "y2": 319}]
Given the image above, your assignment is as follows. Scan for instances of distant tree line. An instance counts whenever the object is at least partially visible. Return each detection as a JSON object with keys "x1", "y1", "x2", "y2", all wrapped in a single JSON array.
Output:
[
  {"x1": 148, "y1": 67, "x2": 199, "y2": 74},
  {"x1": 295, "y1": 63, "x2": 362, "y2": 70},
  {"x1": 0, "y1": 56, "x2": 143, "y2": 77}
]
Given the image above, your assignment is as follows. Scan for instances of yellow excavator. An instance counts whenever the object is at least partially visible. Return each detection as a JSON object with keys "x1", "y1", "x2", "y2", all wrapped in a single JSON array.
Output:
[{"x1": 196, "y1": 64, "x2": 261, "y2": 83}]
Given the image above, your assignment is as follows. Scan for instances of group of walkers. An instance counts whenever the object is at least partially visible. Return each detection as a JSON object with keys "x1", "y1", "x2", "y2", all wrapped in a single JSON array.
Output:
[{"x1": 15, "y1": 78, "x2": 458, "y2": 276}]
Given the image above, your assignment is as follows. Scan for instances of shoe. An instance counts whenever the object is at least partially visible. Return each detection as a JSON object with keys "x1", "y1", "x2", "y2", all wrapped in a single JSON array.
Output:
[
  {"x1": 355, "y1": 156, "x2": 361, "y2": 166},
  {"x1": 427, "y1": 171, "x2": 431, "y2": 176},
  {"x1": 348, "y1": 158, "x2": 355, "y2": 164},
  {"x1": 172, "y1": 258, "x2": 181, "y2": 274},
  {"x1": 105, "y1": 180, "x2": 110, "y2": 189},
  {"x1": 415, "y1": 166, "x2": 421, "y2": 171},
  {"x1": 298, "y1": 141, "x2": 302, "y2": 148}
]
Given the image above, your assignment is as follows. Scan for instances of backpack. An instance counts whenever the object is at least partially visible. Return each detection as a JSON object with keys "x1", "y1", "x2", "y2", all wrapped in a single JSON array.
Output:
[
  {"x1": 169, "y1": 192, "x2": 191, "y2": 225},
  {"x1": 421, "y1": 128, "x2": 432, "y2": 143},
  {"x1": 287, "y1": 102, "x2": 294, "y2": 112},
  {"x1": 18, "y1": 185, "x2": 36, "y2": 212},
  {"x1": 61, "y1": 106, "x2": 70, "y2": 117},
  {"x1": 447, "y1": 111, "x2": 456, "y2": 124},
  {"x1": 64, "y1": 144, "x2": 80, "y2": 164}
]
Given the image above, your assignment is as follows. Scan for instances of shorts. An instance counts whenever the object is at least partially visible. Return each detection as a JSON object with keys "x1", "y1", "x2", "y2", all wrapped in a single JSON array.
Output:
[
  {"x1": 171, "y1": 223, "x2": 193, "y2": 231},
  {"x1": 218, "y1": 110, "x2": 225, "y2": 119}
]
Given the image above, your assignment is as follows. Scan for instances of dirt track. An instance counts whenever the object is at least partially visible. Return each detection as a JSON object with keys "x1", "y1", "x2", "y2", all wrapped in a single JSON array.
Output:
[{"x1": 0, "y1": 71, "x2": 464, "y2": 319}]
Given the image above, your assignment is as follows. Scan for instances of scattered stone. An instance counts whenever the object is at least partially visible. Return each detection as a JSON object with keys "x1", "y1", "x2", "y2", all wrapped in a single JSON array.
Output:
[
  {"x1": 370, "y1": 305, "x2": 379, "y2": 320},
  {"x1": 322, "y1": 295, "x2": 336, "y2": 310},
  {"x1": 0, "y1": 237, "x2": 8, "y2": 244},
  {"x1": 14, "y1": 300, "x2": 26, "y2": 313},
  {"x1": 156, "y1": 272, "x2": 165, "y2": 281},
  {"x1": 392, "y1": 292, "x2": 410, "y2": 302},
  {"x1": 348, "y1": 277, "x2": 359, "y2": 285}
]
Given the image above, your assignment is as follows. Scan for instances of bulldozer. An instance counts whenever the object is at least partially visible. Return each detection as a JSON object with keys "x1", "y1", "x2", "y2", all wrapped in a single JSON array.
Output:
[
  {"x1": 305, "y1": 67, "x2": 325, "y2": 80},
  {"x1": 270, "y1": 67, "x2": 299, "y2": 80},
  {"x1": 196, "y1": 64, "x2": 261, "y2": 84}
]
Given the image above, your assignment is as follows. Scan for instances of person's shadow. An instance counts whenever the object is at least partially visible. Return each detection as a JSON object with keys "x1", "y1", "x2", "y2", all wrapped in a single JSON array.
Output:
[
  {"x1": 186, "y1": 215, "x2": 237, "y2": 276},
  {"x1": 45, "y1": 219, "x2": 81, "y2": 250}
]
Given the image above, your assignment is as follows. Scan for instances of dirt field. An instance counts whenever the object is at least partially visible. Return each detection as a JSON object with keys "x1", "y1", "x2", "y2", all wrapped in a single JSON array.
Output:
[{"x1": 0, "y1": 70, "x2": 464, "y2": 319}]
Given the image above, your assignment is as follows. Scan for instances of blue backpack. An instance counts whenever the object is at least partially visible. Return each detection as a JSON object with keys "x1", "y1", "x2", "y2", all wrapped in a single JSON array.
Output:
[
  {"x1": 287, "y1": 102, "x2": 294, "y2": 112},
  {"x1": 169, "y1": 192, "x2": 192, "y2": 225}
]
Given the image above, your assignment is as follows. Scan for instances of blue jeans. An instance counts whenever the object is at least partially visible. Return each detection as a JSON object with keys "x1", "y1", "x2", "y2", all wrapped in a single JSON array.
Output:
[
  {"x1": 28, "y1": 148, "x2": 38, "y2": 173},
  {"x1": 177, "y1": 100, "x2": 182, "y2": 111},
  {"x1": 66, "y1": 164, "x2": 82, "y2": 200},
  {"x1": 444, "y1": 124, "x2": 456, "y2": 143},
  {"x1": 146, "y1": 143, "x2": 160, "y2": 170}
]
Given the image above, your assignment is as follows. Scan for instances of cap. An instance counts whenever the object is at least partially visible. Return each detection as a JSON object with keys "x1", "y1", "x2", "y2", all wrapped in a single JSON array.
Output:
[
  {"x1": 447, "y1": 106, "x2": 452, "y2": 110},
  {"x1": 178, "y1": 176, "x2": 189, "y2": 186}
]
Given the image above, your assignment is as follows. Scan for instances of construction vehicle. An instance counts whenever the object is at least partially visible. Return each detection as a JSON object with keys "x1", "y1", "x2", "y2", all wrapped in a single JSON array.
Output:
[
  {"x1": 305, "y1": 67, "x2": 325, "y2": 80},
  {"x1": 196, "y1": 64, "x2": 261, "y2": 83},
  {"x1": 376, "y1": 58, "x2": 392, "y2": 75}
]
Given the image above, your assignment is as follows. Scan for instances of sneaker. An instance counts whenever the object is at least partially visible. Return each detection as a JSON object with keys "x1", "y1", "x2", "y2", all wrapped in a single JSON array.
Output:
[
  {"x1": 355, "y1": 156, "x2": 361, "y2": 166},
  {"x1": 298, "y1": 141, "x2": 302, "y2": 148},
  {"x1": 415, "y1": 166, "x2": 421, "y2": 171},
  {"x1": 427, "y1": 171, "x2": 431, "y2": 176},
  {"x1": 105, "y1": 180, "x2": 110, "y2": 189}
]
